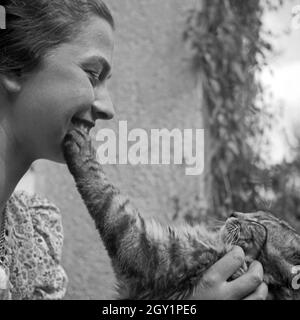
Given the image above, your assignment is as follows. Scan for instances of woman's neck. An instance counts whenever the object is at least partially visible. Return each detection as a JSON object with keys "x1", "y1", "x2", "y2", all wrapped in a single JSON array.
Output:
[{"x1": 0, "y1": 125, "x2": 32, "y2": 216}]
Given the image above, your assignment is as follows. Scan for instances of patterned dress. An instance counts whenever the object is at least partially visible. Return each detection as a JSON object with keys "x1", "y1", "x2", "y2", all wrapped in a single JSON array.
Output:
[{"x1": 0, "y1": 191, "x2": 68, "y2": 300}]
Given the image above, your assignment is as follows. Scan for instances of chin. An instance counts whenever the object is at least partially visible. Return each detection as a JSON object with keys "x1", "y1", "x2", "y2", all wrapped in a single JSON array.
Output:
[{"x1": 48, "y1": 133, "x2": 70, "y2": 163}]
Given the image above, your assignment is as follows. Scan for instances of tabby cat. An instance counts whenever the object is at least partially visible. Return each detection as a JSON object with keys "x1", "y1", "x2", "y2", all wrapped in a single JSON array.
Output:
[{"x1": 62, "y1": 124, "x2": 300, "y2": 300}]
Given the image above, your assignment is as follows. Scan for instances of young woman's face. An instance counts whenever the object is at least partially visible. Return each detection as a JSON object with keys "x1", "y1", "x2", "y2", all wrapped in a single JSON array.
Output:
[{"x1": 11, "y1": 16, "x2": 115, "y2": 163}]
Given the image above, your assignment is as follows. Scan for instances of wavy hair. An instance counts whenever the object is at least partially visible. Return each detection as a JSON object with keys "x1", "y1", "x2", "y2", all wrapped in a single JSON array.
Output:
[{"x1": 0, "y1": 0, "x2": 114, "y2": 74}]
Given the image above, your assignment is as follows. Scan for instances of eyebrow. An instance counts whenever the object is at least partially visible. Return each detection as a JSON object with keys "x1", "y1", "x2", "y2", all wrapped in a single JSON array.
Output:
[{"x1": 80, "y1": 55, "x2": 112, "y2": 78}]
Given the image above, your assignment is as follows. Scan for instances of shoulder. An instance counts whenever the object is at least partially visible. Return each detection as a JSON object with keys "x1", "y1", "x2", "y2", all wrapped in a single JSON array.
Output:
[
  {"x1": 6, "y1": 191, "x2": 67, "y2": 299},
  {"x1": 9, "y1": 190, "x2": 61, "y2": 214},
  {"x1": 7, "y1": 190, "x2": 64, "y2": 254},
  {"x1": 8, "y1": 190, "x2": 61, "y2": 222}
]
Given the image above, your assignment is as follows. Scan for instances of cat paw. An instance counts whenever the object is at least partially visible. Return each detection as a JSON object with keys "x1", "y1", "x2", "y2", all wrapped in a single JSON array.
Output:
[{"x1": 63, "y1": 129, "x2": 96, "y2": 174}]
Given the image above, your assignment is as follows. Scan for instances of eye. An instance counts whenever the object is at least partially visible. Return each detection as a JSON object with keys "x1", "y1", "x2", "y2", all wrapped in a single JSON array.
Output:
[
  {"x1": 85, "y1": 70, "x2": 100, "y2": 85},
  {"x1": 85, "y1": 68, "x2": 112, "y2": 87}
]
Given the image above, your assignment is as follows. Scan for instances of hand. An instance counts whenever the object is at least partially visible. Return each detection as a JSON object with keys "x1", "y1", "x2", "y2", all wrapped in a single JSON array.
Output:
[{"x1": 189, "y1": 246, "x2": 268, "y2": 300}]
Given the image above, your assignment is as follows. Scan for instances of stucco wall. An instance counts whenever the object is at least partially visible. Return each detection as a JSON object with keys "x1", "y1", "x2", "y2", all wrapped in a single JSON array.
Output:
[{"x1": 33, "y1": 0, "x2": 205, "y2": 300}]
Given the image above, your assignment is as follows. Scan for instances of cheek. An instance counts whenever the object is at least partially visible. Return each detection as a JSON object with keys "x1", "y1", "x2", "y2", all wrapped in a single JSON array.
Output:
[
  {"x1": 42, "y1": 76, "x2": 93, "y2": 116},
  {"x1": 28, "y1": 73, "x2": 93, "y2": 125},
  {"x1": 13, "y1": 72, "x2": 94, "y2": 159}
]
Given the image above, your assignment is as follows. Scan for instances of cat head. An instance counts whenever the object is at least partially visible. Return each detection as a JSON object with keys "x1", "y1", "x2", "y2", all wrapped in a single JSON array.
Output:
[{"x1": 221, "y1": 211, "x2": 300, "y2": 298}]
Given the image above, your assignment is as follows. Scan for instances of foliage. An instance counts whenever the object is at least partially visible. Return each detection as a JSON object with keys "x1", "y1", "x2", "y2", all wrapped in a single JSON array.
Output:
[
  {"x1": 267, "y1": 145, "x2": 300, "y2": 229},
  {"x1": 183, "y1": 0, "x2": 284, "y2": 220}
]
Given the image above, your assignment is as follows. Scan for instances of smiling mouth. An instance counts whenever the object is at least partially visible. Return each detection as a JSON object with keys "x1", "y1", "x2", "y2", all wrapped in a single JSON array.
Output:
[{"x1": 71, "y1": 117, "x2": 95, "y2": 134}]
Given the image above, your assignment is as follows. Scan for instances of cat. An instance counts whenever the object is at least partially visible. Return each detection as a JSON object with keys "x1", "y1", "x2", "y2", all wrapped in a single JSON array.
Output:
[{"x1": 62, "y1": 124, "x2": 300, "y2": 300}]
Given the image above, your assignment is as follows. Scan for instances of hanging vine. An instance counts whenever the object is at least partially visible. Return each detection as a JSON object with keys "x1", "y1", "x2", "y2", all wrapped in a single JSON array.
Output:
[{"x1": 183, "y1": 0, "x2": 283, "y2": 219}]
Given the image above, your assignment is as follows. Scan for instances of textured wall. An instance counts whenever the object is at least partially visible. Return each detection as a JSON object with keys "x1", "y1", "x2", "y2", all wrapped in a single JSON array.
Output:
[{"x1": 34, "y1": 0, "x2": 205, "y2": 299}]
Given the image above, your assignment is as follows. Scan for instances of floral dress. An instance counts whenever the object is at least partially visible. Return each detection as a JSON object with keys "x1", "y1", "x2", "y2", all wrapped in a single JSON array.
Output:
[{"x1": 0, "y1": 191, "x2": 68, "y2": 300}]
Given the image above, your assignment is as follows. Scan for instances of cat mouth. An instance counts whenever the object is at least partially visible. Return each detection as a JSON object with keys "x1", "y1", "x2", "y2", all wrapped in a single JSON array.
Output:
[{"x1": 70, "y1": 117, "x2": 95, "y2": 135}]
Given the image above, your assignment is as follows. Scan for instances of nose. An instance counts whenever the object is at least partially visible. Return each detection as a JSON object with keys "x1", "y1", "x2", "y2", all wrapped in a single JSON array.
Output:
[{"x1": 92, "y1": 87, "x2": 115, "y2": 120}]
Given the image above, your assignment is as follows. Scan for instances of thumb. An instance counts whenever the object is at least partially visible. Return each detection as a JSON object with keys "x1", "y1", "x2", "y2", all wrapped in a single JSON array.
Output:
[{"x1": 205, "y1": 246, "x2": 245, "y2": 282}]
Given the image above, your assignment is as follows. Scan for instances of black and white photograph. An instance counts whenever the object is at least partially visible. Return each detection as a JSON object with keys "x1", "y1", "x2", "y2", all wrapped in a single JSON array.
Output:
[{"x1": 0, "y1": 0, "x2": 300, "y2": 303}]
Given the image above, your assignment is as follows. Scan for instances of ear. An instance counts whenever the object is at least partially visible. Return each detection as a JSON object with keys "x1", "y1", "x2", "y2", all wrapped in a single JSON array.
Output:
[{"x1": 0, "y1": 73, "x2": 22, "y2": 93}]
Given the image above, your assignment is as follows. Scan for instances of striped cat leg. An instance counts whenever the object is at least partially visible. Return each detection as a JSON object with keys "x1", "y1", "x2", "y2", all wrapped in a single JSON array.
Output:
[{"x1": 63, "y1": 129, "x2": 223, "y2": 299}]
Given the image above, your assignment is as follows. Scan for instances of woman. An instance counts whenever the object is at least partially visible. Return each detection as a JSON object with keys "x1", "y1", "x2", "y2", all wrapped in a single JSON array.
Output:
[{"x1": 0, "y1": 0, "x2": 268, "y2": 299}]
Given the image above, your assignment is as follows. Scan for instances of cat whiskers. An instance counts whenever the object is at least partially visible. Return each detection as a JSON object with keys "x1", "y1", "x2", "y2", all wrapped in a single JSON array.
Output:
[
  {"x1": 205, "y1": 219, "x2": 225, "y2": 231},
  {"x1": 225, "y1": 223, "x2": 240, "y2": 245},
  {"x1": 210, "y1": 218, "x2": 226, "y2": 225}
]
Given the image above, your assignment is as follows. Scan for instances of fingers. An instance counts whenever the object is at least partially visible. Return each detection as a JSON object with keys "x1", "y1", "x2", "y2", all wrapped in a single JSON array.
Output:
[
  {"x1": 206, "y1": 246, "x2": 245, "y2": 283},
  {"x1": 226, "y1": 260, "x2": 264, "y2": 299},
  {"x1": 243, "y1": 282, "x2": 268, "y2": 300},
  {"x1": 189, "y1": 251, "x2": 268, "y2": 300}
]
